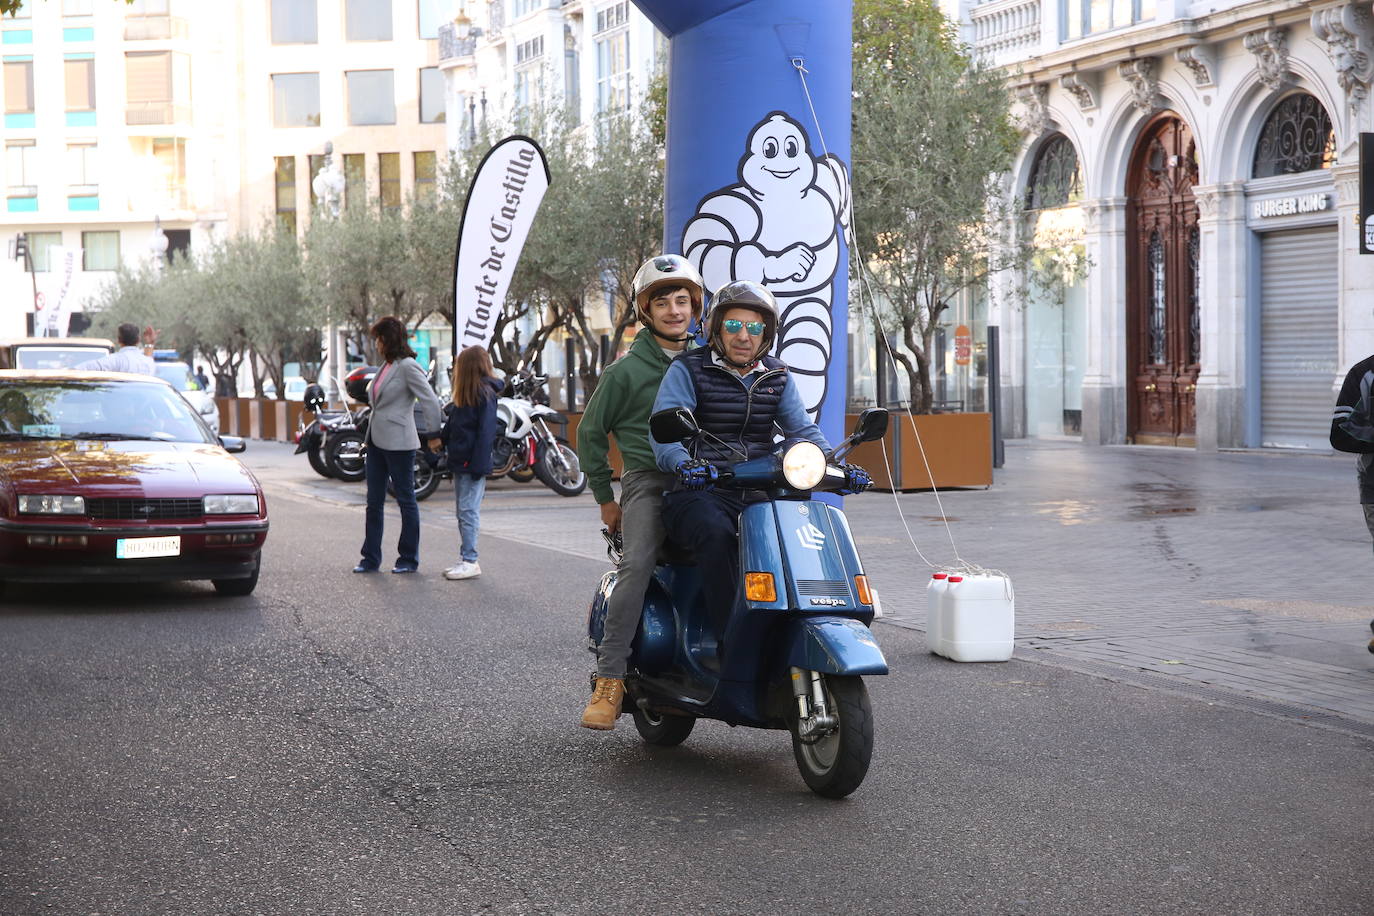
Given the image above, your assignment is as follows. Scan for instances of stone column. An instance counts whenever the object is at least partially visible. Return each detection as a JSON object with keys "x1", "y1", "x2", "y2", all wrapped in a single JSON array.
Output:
[
  {"x1": 1333, "y1": 163, "x2": 1374, "y2": 373},
  {"x1": 1193, "y1": 181, "x2": 1249, "y2": 451},
  {"x1": 1079, "y1": 196, "x2": 1129, "y2": 445}
]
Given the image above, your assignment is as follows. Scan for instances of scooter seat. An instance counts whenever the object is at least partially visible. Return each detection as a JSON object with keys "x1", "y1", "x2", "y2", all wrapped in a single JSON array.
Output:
[{"x1": 656, "y1": 537, "x2": 696, "y2": 567}]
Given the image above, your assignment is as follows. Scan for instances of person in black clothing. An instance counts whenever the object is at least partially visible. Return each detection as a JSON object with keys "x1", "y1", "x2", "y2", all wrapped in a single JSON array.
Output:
[
  {"x1": 1330, "y1": 352, "x2": 1374, "y2": 653},
  {"x1": 442, "y1": 345, "x2": 503, "y2": 580}
]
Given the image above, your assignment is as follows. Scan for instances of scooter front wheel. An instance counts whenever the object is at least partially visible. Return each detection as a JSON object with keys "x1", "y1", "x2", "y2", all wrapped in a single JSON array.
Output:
[
  {"x1": 631, "y1": 707, "x2": 695, "y2": 746},
  {"x1": 790, "y1": 675, "x2": 873, "y2": 799}
]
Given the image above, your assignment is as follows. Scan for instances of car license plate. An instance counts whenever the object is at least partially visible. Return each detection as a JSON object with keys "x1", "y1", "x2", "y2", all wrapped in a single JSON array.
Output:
[{"x1": 115, "y1": 536, "x2": 181, "y2": 559}]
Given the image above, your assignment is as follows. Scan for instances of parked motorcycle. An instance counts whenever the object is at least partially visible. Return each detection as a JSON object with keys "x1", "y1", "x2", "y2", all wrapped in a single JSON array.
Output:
[
  {"x1": 489, "y1": 372, "x2": 587, "y2": 497},
  {"x1": 586, "y1": 407, "x2": 890, "y2": 798},
  {"x1": 322, "y1": 366, "x2": 378, "y2": 482},
  {"x1": 294, "y1": 382, "x2": 368, "y2": 480}
]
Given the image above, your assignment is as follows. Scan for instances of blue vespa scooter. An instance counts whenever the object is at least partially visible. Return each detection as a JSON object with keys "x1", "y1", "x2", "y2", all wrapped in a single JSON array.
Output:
[{"x1": 587, "y1": 407, "x2": 891, "y2": 798}]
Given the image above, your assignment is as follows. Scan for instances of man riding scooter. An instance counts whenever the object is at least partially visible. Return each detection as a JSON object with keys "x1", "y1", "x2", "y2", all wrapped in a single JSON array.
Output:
[
  {"x1": 577, "y1": 255, "x2": 704, "y2": 730},
  {"x1": 651, "y1": 280, "x2": 872, "y2": 651}
]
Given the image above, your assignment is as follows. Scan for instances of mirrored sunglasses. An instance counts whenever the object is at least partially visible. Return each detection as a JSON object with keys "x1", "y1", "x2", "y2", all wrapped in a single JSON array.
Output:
[{"x1": 722, "y1": 319, "x2": 765, "y2": 336}]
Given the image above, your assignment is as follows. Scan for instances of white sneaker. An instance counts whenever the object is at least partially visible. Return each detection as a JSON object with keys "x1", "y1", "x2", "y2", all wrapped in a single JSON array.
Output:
[{"x1": 444, "y1": 561, "x2": 481, "y2": 580}]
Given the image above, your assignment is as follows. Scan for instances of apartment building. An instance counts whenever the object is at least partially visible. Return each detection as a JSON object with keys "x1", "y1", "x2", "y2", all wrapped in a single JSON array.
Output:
[
  {"x1": 964, "y1": 0, "x2": 1373, "y2": 451},
  {"x1": 0, "y1": 0, "x2": 451, "y2": 342}
]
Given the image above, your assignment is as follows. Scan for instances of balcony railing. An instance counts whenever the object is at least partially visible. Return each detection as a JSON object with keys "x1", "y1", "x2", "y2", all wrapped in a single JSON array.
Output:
[
  {"x1": 438, "y1": 23, "x2": 477, "y2": 62},
  {"x1": 969, "y1": 0, "x2": 1041, "y2": 66},
  {"x1": 124, "y1": 15, "x2": 189, "y2": 41},
  {"x1": 125, "y1": 101, "x2": 191, "y2": 126}
]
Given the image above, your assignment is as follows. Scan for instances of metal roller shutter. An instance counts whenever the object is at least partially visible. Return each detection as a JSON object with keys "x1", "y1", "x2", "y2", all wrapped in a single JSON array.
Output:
[{"x1": 1260, "y1": 226, "x2": 1339, "y2": 449}]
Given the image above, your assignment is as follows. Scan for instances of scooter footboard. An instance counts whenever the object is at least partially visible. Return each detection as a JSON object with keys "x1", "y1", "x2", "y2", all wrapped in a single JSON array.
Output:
[{"x1": 782, "y1": 616, "x2": 889, "y2": 676}]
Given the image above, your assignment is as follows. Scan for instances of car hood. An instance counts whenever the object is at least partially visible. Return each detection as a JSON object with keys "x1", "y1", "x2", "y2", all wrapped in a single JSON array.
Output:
[{"x1": 0, "y1": 440, "x2": 262, "y2": 498}]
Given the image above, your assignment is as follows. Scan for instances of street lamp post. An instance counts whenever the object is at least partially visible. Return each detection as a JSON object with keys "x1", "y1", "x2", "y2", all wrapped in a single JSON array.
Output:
[{"x1": 311, "y1": 143, "x2": 347, "y2": 402}]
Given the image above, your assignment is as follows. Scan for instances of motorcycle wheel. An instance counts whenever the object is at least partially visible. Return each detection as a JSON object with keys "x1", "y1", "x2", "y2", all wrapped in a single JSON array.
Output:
[
  {"x1": 630, "y1": 707, "x2": 695, "y2": 747},
  {"x1": 325, "y1": 431, "x2": 367, "y2": 482},
  {"x1": 507, "y1": 466, "x2": 536, "y2": 483},
  {"x1": 533, "y1": 438, "x2": 587, "y2": 497},
  {"x1": 307, "y1": 443, "x2": 333, "y2": 478},
  {"x1": 789, "y1": 674, "x2": 873, "y2": 799},
  {"x1": 389, "y1": 453, "x2": 441, "y2": 501}
]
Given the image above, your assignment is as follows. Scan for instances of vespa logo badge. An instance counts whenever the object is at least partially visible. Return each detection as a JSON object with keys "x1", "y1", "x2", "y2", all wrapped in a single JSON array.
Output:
[
  {"x1": 796, "y1": 522, "x2": 826, "y2": 551},
  {"x1": 797, "y1": 504, "x2": 809, "y2": 517}
]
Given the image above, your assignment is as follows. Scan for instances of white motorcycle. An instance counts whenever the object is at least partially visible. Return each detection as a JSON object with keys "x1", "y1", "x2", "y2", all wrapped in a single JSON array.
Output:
[{"x1": 490, "y1": 372, "x2": 587, "y2": 497}]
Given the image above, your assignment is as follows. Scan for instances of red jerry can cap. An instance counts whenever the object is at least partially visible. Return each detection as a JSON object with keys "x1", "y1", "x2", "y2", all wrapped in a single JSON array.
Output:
[
  {"x1": 932, "y1": 573, "x2": 948, "y2": 580},
  {"x1": 948, "y1": 576, "x2": 964, "y2": 583}
]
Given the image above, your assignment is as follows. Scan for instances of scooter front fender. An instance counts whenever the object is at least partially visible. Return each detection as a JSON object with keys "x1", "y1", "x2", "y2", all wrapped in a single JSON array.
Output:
[{"x1": 782, "y1": 615, "x2": 888, "y2": 676}]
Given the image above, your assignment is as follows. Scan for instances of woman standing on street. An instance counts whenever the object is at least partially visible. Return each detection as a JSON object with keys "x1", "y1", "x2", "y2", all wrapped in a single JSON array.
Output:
[
  {"x1": 355, "y1": 316, "x2": 444, "y2": 574},
  {"x1": 442, "y1": 345, "x2": 503, "y2": 580}
]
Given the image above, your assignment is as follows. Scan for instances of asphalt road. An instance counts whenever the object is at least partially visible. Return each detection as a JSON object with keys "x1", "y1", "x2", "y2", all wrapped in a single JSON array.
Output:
[{"x1": 1, "y1": 455, "x2": 1371, "y2": 915}]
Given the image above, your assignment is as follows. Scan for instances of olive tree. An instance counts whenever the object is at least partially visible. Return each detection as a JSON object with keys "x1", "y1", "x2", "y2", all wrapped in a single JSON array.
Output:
[{"x1": 851, "y1": 0, "x2": 1023, "y2": 413}]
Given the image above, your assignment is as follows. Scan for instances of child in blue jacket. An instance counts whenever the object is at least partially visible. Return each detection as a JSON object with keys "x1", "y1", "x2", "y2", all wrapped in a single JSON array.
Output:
[{"x1": 443, "y1": 346, "x2": 502, "y2": 580}]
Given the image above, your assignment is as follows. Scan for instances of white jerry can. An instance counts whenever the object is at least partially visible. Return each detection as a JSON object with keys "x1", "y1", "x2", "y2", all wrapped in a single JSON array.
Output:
[
  {"x1": 939, "y1": 573, "x2": 1015, "y2": 662},
  {"x1": 925, "y1": 572, "x2": 949, "y2": 655}
]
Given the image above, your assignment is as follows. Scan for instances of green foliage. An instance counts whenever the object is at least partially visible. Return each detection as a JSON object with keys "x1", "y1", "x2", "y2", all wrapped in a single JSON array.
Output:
[{"x1": 852, "y1": 0, "x2": 1022, "y2": 412}]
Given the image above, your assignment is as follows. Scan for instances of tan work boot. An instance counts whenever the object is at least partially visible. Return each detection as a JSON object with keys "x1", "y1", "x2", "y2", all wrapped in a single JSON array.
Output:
[{"x1": 580, "y1": 677, "x2": 625, "y2": 730}]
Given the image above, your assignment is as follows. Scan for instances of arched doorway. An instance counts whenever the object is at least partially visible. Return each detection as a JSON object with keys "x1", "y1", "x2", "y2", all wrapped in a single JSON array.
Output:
[{"x1": 1126, "y1": 113, "x2": 1200, "y2": 446}]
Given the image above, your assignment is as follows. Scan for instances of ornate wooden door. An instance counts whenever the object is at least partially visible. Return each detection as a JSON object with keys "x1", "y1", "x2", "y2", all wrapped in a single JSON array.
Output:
[{"x1": 1126, "y1": 114, "x2": 1200, "y2": 446}]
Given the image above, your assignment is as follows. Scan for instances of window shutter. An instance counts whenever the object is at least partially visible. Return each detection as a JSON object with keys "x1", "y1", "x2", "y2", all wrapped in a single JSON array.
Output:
[{"x1": 125, "y1": 51, "x2": 170, "y2": 103}]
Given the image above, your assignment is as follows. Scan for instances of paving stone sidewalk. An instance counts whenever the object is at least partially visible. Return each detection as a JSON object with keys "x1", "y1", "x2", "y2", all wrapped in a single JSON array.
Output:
[{"x1": 250, "y1": 438, "x2": 1374, "y2": 733}]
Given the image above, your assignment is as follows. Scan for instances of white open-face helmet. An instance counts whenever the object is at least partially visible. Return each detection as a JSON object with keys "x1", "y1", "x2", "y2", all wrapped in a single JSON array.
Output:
[{"x1": 632, "y1": 255, "x2": 705, "y2": 325}]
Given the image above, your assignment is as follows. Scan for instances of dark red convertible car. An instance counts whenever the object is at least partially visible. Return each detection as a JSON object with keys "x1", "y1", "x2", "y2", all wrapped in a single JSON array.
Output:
[{"x1": 0, "y1": 371, "x2": 268, "y2": 596}]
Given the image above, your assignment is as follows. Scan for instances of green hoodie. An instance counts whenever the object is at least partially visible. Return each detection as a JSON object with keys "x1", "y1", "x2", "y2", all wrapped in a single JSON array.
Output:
[{"x1": 577, "y1": 331, "x2": 693, "y2": 505}]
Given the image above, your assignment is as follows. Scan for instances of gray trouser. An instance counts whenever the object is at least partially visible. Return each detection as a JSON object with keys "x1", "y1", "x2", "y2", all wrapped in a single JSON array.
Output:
[
  {"x1": 597, "y1": 468, "x2": 672, "y2": 678},
  {"x1": 1365, "y1": 504, "x2": 1374, "y2": 558}
]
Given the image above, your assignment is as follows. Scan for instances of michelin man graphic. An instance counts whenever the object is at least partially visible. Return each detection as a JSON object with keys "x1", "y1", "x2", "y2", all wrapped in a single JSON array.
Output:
[{"x1": 682, "y1": 111, "x2": 851, "y2": 419}]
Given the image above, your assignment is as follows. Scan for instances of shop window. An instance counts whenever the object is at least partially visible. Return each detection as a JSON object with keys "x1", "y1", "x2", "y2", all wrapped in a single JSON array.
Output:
[
  {"x1": 272, "y1": 72, "x2": 321, "y2": 127},
  {"x1": 271, "y1": 0, "x2": 318, "y2": 44},
  {"x1": 81, "y1": 230, "x2": 119, "y2": 270},
  {"x1": 1252, "y1": 93, "x2": 1336, "y2": 178},
  {"x1": 347, "y1": 69, "x2": 395, "y2": 125},
  {"x1": 346, "y1": 0, "x2": 392, "y2": 41},
  {"x1": 1025, "y1": 134, "x2": 1081, "y2": 210}
]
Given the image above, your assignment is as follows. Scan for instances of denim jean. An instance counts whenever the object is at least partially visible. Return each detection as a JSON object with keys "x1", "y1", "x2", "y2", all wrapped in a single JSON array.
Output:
[
  {"x1": 660, "y1": 487, "x2": 748, "y2": 644},
  {"x1": 453, "y1": 473, "x2": 488, "y2": 563},
  {"x1": 360, "y1": 447, "x2": 419, "y2": 569},
  {"x1": 597, "y1": 469, "x2": 672, "y2": 679}
]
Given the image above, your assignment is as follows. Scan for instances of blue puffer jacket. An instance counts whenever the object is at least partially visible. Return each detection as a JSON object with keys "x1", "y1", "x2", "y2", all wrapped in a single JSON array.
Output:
[{"x1": 444, "y1": 376, "x2": 503, "y2": 478}]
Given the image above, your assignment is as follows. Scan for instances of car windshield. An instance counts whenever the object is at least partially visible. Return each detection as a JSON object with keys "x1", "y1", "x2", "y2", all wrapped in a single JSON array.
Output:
[
  {"x1": 154, "y1": 362, "x2": 199, "y2": 391},
  {"x1": 15, "y1": 346, "x2": 110, "y2": 370},
  {"x1": 0, "y1": 379, "x2": 215, "y2": 444}
]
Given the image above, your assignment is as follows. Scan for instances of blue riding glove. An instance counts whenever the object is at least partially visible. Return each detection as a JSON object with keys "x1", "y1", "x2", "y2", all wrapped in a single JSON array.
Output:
[
  {"x1": 838, "y1": 463, "x2": 872, "y2": 495},
  {"x1": 675, "y1": 458, "x2": 719, "y2": 491}
]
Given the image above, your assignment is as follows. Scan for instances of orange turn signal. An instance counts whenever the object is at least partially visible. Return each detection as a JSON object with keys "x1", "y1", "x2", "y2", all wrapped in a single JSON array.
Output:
[
  {"x1": 744, "y1": 572, "x2": 777, "y2": 603},
  {"x1": 854, "y1": 575, "x2": 873, "y2": 605}
]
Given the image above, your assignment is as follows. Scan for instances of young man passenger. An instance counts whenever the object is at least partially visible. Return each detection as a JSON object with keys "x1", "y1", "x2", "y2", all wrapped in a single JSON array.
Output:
[{"x1": 576, "y1": 256, "x2": 704, "y2": 730}]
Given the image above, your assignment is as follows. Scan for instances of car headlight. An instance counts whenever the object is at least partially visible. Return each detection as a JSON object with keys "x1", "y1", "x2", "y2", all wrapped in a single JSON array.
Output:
[
  {"x1": 18, "y1": 494, "x2": 86, "y2": 515},
  {"x1": 204, "y1": 494, "x2": 259, "y2": 515},
  {"x1": 781, "y1": 441, "x2": 826, "y2": 491}
]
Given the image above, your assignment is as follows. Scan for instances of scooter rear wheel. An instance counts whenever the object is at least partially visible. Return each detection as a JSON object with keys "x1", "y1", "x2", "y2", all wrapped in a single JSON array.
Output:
[
  {"x1": 789, "y1": 675, "x2": 873, "y2": 799},
  {"x1": 631, "y1": 707, "x2": 695, "y2": 746}
]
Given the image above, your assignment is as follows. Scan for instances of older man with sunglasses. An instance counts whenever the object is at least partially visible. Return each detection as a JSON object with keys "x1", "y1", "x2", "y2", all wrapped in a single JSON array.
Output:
[{"x1": 650, "y1": 280, "x2": 870, "y2": 655}]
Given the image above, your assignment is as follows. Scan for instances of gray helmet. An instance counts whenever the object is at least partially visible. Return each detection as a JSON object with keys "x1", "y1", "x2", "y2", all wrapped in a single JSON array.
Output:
[
  {"x1": 707, "y1": 280, "x2": 779, "y2": 362},
  {"x1": 632, "y1": 255, "x2": 704, "y2": 325}
]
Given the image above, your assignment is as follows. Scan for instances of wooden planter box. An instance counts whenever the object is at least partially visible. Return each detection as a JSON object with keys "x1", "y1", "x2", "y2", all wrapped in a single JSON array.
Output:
[{"x1": 846, "y1": 411, "x2": 993, "y2": 491}]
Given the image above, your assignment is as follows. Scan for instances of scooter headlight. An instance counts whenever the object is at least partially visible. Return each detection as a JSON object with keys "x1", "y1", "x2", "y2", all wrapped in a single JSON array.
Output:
[{"x1": 781, "y1": 441, "x2": 826, "y2": 491}]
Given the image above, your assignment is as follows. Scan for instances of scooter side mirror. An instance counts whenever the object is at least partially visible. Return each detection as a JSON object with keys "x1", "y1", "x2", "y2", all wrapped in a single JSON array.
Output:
[
  {"x1": 854, "y1": 407, "x2": 889, "y2": 443},
  {"x1": 650, "y1": 407, "x2": 699, "y2": 444}
]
